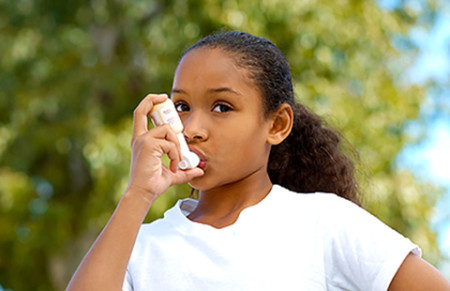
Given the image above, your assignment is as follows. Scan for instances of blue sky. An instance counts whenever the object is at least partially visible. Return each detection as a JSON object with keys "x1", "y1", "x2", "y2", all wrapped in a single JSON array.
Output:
[{"x1": 383, "y1": 0, "x2": 450, "y2": 277}]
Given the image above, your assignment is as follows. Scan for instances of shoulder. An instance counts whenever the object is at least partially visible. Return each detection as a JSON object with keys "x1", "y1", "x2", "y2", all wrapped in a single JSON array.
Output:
[
  {"x1": 272, "y1": 186, "x2": 424, "y2": 290},
  {"x1": 272, "y1": 185, "x2": 405, "y2": 239},
  {"x1": 132, "y1": 202, "x2": 183, "y2": 249},
  {"x1": 272, "y1": 184, "x2": 358, "y2": 214},
  {"x1": 131, "y1": 218, "x2": 168, "y2": 252},
  {"x1": 128, "y1": 203, "x2": 185, "y2": 267},
  {"x1": 266, "y1": 185, "x2": 370, "y2": 235}
]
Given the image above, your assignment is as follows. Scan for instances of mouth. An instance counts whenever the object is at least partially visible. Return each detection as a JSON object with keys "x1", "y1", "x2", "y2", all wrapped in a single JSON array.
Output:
[
  {"x1": 188, "y1": 146, "x2": 207, "y2": 170},
  {"x1": 197, "y1": 160, "x2": 207, "y2": 170}
]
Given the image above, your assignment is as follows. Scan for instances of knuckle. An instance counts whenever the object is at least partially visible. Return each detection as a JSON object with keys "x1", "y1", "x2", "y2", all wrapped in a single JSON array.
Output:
[
  {"x1": 130, "y1": 136, "x2": 141, "y2": 148},
  {"x1": 133, "y1": 107, "x2": 140, "y2": 117}
]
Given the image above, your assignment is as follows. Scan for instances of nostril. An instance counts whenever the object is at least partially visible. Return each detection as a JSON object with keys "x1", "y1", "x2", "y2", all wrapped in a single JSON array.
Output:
[
  {"x1": 184, "y1": 131, "x2": 206, "y2": 142},
  {"x1": 185, "y1": 134, "x2": 203, "y2": 143}
]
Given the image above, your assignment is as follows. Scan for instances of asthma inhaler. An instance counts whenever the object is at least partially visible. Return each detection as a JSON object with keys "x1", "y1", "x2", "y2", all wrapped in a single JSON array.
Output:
[{"x1": 150, "y1": 99, "x2": 200, "y2": 170}]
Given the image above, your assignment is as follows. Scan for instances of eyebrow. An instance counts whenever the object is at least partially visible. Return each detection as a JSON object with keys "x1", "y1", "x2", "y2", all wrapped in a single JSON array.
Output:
[
  {"x1": 171, "y1": 87, "x2": 241, "y2": 96},
  {"x1": 208, "y1": 87, "x2": 241, "y2": 95},
  {"x1": 171, "y1": 88, "x2": 186, "y2": 95}
]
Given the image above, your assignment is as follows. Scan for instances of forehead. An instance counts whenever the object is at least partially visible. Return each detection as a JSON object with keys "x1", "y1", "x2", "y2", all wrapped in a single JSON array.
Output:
[{"x1": 174, "y1": 48, "x2": 253, "y2": 87}]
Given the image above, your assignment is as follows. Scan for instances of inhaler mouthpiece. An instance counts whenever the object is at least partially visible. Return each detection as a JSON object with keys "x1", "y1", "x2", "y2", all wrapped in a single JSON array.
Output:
[
  {"x1": 178, "y1": 152, "x2": 200, "y2": 170},
  {"x1": 176, "y1": 133, "x2": 200, "y2": 170}
]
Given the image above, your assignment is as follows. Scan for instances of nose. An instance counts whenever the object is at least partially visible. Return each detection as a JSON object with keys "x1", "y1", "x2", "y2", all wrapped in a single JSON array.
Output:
[{"x1": 183, "y1": 111, "x2": 208, "y2": 142}]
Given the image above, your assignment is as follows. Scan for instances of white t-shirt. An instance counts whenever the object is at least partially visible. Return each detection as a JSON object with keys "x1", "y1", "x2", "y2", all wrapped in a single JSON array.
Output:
[{"x1": 123, "y1": 185, "x2": 420, "y2": 291}]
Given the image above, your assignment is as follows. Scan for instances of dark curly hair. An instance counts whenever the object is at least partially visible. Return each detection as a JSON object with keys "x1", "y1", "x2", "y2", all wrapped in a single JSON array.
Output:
[{"x1": 183, "y1": 31, "x2": 362, "y2": 205}]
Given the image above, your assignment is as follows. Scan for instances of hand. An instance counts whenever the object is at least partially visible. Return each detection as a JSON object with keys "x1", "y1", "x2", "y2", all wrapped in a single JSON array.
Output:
[{"x1": 127, "y1": 93, "x2": 204, "y2": 201}]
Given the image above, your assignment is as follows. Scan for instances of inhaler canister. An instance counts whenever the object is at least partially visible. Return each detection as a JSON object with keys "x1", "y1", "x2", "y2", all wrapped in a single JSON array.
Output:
[{"x1": 149, "y1": 99, "x2": 200, "y2": 170}]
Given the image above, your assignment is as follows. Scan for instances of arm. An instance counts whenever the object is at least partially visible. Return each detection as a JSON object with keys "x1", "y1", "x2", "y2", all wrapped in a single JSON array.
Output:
[
  {"x1": 66, "y1": 188, "x2": 155, "y2": 291},
  {"x1": 66, "y1": 94, "x2": 203, "y2": 291},
  {"x1": 388, "y1": 252, "x2": 450, "y2": 291}
]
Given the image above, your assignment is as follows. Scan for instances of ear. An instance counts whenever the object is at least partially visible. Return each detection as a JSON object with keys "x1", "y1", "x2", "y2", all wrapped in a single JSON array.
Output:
[{"x1": 267, "y1": 103, "x2": 293, "y2": 145}]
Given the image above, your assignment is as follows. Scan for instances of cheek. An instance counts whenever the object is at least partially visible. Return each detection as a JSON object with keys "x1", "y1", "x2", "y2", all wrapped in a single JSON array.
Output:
[{"x1": 214, "y1": 125, "x2": 268, "y2": 163}]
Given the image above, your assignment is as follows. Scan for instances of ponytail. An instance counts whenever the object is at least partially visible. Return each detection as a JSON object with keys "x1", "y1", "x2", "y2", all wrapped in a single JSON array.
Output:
[{"x1": 268, "y1": 102, "x2": 362, "y2": 205}]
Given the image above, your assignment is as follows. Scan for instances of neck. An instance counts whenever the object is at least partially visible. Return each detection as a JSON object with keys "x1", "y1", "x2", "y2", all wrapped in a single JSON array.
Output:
[{"x1": 187, "y1": 170, "x2": 273, "y2": 228}]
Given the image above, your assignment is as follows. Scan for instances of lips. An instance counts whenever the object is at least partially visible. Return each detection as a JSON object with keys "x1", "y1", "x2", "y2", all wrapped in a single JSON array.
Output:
[
  {"x1": 188, "y1": 146, "x2": 207, "y2": 170},
  {"x1": 197, "y1": 160, "x2": 207, "y2": 170}
]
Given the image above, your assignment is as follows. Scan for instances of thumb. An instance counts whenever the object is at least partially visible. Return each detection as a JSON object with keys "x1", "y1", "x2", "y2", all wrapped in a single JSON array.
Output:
[{"x1": 173, "y1": 168, "x2": 204, "y2": 185}]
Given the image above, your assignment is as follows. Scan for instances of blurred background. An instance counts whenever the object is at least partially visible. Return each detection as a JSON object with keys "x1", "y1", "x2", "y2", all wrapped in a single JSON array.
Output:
[{"x1": 0, "y1": 0, "x2": 448, "y2": 290}]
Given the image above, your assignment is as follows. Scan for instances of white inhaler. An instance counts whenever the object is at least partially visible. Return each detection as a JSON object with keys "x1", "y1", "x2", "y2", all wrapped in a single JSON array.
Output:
[{"x1": 150, "y1": 99, "x2": 200, "y2": 170}]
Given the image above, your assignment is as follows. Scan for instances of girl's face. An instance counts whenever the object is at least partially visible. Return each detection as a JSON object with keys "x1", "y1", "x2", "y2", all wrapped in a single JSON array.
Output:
[{"x1": 171, "y1": 48, "x2": 273, "y2": 191}]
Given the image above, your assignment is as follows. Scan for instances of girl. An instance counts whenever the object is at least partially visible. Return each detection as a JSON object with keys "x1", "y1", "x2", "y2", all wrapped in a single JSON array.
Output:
[{"x1": 67, "y1": 31, "x2": 449, "y2": 290}]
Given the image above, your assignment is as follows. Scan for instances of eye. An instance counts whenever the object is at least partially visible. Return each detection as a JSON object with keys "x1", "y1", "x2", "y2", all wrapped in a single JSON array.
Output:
[
  {"x1": 212, "y1": 103, "x2": 233, "y2": 113},
  {"x1": 174, "y1": 102, "x2": 190, "y2": 112}
]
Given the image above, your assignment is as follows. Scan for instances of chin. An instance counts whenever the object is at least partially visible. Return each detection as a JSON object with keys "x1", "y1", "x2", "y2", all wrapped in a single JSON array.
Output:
[
  {"x1": 187, "y1": 174, "x2": 209, "y2": 191},
  {"x1": 187, "y1": 181, "x2": 212, "y2": 192},
  {"x1": 187, "y1": 171, "x2": 226, "y2": 192}
]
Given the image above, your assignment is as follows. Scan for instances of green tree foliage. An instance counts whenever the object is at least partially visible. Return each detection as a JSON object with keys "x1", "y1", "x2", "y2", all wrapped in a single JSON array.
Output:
[{"x1": 0, "y1": 0, "x2": 444, "y2": 289}]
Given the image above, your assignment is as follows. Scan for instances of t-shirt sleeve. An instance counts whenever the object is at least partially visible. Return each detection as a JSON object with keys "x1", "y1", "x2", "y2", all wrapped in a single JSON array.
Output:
[
  {"x1": 322, "y1": 194, "x2": 421, "y2": 291},
  {"x1": 122, "y1": 268, "x2": 133, "y2": 291}
]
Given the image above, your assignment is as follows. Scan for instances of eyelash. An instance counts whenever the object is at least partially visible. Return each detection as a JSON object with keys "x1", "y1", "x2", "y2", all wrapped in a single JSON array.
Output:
[
  {"x1": 174, "y1": 102, "x2": 189, "y2": 112},
  {"x1": 174, "y1": 102, "x2": 233, "y2": 113},
  {"x1": 212, "y1": 102, "x2": 233, "y2": 113}
]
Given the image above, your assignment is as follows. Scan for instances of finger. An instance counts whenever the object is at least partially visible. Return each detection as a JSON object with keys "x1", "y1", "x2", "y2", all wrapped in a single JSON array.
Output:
[
  {"x1": 132, "y1": 93, "x2": 168, "y2": 138},
  {"x1": 173, "y1": 168, "x2": 204, "y2": 185},
  {"x1": 184, "y1": 168, "x2": 204, "y2": 180},
  {"x1": 149, "y1": 125, "x2": 182, "y2": 160},
  {"x1": 156, "y1": 139, "x2": 181, "y2": 172}
]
